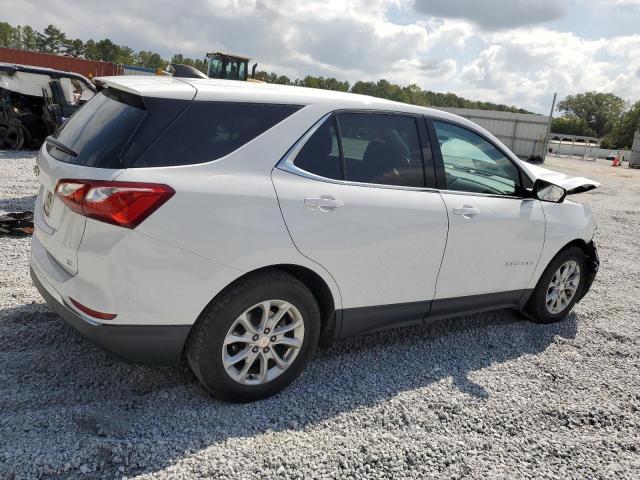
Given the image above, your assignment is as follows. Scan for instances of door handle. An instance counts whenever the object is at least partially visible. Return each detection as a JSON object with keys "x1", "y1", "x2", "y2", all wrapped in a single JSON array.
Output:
[
  {"x1": 304, "y1": 196, "x2": 344, "y2": 212},
  {"x1": 453, "y1": 205, "x2": 480, "y2": 218}
]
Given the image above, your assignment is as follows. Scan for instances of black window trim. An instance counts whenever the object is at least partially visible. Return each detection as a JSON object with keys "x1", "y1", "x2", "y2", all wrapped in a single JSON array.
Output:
[
  {"x1": 332, "y1": 115, "x2": 347, "y2": 180},
  {"x1": 425, "y1": 116, "x2": 535, "y2": 200},
  {"x1": 278, "y1": 109, "x2": 439, "y2": 191}
]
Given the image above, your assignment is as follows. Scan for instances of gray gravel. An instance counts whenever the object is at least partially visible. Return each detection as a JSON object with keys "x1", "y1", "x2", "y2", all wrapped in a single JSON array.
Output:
[{"x1": 1, "y1": 152, "x2": 639, "y2": 479}]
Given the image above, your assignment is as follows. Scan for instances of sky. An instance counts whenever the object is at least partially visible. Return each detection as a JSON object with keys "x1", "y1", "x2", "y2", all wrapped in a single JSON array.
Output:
[{"x1": 1, "y1": 0, "x2": 639, "y2": 113}]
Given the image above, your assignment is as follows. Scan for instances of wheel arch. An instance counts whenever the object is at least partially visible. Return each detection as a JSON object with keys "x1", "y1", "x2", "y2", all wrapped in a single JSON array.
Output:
[
  {"x1": 559, "y1": 238, "x2": 589, "y2": 255},
  {"x1": 536, "y1": 238, "x2": 589, "y2": 281},
  {"x1": 188, "y1": 263, "x2": 340, "y2": 355}
]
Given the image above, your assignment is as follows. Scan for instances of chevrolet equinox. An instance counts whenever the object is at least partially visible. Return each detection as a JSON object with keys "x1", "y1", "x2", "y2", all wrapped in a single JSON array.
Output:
[{"x1": 31, "y1": 76, "x2": 600, "y2": 401}]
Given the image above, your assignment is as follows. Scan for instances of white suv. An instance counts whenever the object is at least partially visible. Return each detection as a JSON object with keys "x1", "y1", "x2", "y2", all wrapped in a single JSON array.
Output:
[{"x1": 30, "y1": 76, "x2": 600, "y2": 401}]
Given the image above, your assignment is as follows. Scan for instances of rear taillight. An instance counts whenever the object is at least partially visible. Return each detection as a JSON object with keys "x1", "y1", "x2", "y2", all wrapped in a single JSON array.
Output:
[{"x1": 55, "y1": 180, "x2": 174, "y2": 229}]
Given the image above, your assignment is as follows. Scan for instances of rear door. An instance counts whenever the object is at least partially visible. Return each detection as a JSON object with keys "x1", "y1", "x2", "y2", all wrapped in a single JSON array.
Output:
[
  {"x1": 428, "y1": 119, "x2": 545, "y2": 309},
  {"x1": 273, "y1": 112, "x2": 449, "y2": 336},
  {"x1": 33, "y1": 89, "x2": 148, "y2": 276}
]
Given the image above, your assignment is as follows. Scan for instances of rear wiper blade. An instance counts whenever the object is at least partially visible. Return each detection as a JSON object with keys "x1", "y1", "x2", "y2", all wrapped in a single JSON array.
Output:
[{"x1": 45, "y1": 137, "x2": 77, "y2": 157}]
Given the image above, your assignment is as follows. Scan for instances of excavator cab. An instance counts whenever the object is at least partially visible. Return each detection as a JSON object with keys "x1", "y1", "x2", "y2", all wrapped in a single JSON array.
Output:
[{"x1": 206, "y1": 52, "x2": 257, "y2": 81}]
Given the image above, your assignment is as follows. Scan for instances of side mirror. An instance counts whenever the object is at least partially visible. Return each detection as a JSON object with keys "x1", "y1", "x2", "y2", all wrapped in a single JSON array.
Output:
[{"x1": 533, "y1": 179, "x2": 566, "y2": 203}]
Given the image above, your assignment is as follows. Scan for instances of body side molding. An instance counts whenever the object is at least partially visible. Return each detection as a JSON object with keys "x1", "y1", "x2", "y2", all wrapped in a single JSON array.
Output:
[{"x1": 335, "y1": 290, "x2": 532, "y2": 339}]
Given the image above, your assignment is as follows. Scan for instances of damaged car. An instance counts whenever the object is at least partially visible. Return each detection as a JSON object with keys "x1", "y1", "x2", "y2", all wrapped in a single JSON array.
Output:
[
  {"x1": 0, "y1": 63, "x2": 94, "y2": 150},
  {"x1": 30, "y1": 77, "x2": 600, "y2": 401}
]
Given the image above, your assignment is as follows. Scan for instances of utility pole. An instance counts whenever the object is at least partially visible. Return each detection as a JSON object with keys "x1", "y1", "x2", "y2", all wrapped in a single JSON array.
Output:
[{"x1": 543, "y1": 93, "x2": 557, "y2": 163}]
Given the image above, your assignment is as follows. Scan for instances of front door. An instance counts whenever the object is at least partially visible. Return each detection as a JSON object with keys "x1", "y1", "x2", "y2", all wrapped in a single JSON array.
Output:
[
  {"x1": 272, "y1": 113, "x2": 449, "y2": 336},
  {"x1": 429, "y1": 119, "x2": 545, "y2": 311}
]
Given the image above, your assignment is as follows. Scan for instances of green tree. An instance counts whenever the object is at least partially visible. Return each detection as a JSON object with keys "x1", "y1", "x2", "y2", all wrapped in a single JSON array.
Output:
[
  {"x1": 557, "y1": 92, "x2": 625, "y2": 138},
  {"x1": 64, "y1": 38, "x2": 85, "y2": 57},
  {"x1": 296, "y1": 75, "x2": 349, "y2": 91},
  {"x1": 37, "y1": 24, "x2": 66, "y2": 53},
  {"x1": 0, "y1": 22, "x2": 14, "y2": 47},
  {"x1": 135, "y1": 51, "x2": 165, "y2": 69},
  {"x1": 21, "y1": 25, "x2": 38, "y2": 50},
  {"x1": 118, "y1": 45, "x2": 135, "y2": 65},
  {"x1": 351, "y1": 80, "x2": 376, "y2": 96},
  {"x1": 94, "y1": 39, "x2": 119, "y2": 62},
  {"x1": 551, "y1": 116, "x2": 594, "y2": 137},
  {"x1": 83, "y1": 39, "x2": 98, "y2": 60},
  {"x1": 612, "y1": 101, "x2": 640, "y2": 149},
  {"x1": 9, "y1": 25, "x2": 22, "y2": 48}
]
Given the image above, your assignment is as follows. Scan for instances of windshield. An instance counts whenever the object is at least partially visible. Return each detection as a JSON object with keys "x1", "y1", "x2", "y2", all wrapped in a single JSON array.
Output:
[{"x1": 207, "y1": 56, "x2": 248, "y2": 80}]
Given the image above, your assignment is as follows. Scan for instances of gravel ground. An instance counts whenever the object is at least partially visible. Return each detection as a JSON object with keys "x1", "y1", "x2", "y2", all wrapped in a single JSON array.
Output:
[{"x1": 1, "y1": 151, "x2": 639, "y2": 479}]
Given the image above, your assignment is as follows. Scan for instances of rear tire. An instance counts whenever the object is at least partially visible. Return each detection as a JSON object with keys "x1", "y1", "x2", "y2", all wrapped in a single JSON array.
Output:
[
  {"x1": 525, "y1": 246, "x2": 586, "y2": 324},
  {"x1": 0, "y1": 119, "x2": 24, "y2": 150},
  {"x1": 187, "y1": 270, "x2": 320, "y2": 402}
]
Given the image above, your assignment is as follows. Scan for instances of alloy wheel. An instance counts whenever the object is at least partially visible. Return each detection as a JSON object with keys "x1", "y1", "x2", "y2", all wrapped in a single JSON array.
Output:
[
  {"x1": 546, "y1": 260, "x2": 581, "y2": 314},
  {"x1": 222, "y1": 299, "x2": 305, "y2": 385}
]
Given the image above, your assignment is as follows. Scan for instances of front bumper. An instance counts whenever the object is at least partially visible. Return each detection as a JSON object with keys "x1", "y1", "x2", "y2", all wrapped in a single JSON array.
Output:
[
  {"x1": 30, "y1": 266, "x2": 190, "y2": 365},
  {"x1": 579, "y1": 240, "x2": 599, "y2": 300}
]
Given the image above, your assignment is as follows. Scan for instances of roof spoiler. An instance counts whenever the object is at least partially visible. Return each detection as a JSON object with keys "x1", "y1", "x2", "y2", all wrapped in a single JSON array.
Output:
[{"x1": 170, "y1": 63, "x2": 208, "y2": 79}]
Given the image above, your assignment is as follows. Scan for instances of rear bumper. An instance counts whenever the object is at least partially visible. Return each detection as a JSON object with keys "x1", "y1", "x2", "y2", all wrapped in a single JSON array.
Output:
[{"x1": 30, "y1": 265, "x2": 190, "y2": 365}]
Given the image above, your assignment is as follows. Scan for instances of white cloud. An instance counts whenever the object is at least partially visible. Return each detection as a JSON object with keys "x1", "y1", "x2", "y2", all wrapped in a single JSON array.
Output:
[
  {"x1": 603, "y1": 0, "x2": 640, "y2": 6},
  {"x1": 454, "y1": 29, "x2": 640, "y2": 111},
  {"x1": 412, "y1": 0, "x2": 565, "y2": 30},
  {"x1": 419, "y1": 58, "x2": 457, "y2": 77}
]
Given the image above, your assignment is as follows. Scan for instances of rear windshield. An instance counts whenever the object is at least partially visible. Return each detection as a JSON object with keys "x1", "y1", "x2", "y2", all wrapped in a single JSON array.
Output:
[
  {"x1": 48, "y1": 89, "x2": 301, "y2": 168},
  {"x1": 49, "y1": 89, "x2": 145, "y2": 168}
]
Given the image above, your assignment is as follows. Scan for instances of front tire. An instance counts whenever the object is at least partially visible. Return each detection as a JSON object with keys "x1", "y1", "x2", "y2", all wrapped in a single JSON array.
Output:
[
  {"x1": 187, "y1": 270, "x2": 320, "y2": 402},
  {"x1": 525, "y1": 246, "x2": 586, "y2": 324}
]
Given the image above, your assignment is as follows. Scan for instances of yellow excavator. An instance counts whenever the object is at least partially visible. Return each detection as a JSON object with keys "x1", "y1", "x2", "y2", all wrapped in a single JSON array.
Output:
[{"x1": 168, "y1": 52, "x2": 261, "y2": 82}]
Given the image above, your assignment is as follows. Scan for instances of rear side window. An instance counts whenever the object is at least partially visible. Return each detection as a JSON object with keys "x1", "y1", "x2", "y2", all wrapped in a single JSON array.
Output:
[
  {"x1": 293, "y1": 117, "x2": 342, "y2": 180},
  {"x1": 49, "y1": 89, "x2": 145, "y2": 168},
  {"x1": 134, "y1": 102, "x2": 301, "y2": 167},
  {"x1": 292, "y1": 113, "x2": 425, "y2": 188},
  {"x1": 337, "y1": 113, "x2": 424, "y2": 187}
]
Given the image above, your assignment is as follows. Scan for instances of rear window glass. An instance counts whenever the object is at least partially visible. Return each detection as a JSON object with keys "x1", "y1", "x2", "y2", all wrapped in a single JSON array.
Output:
[
  {"x1": 292, "y1": 117, "x2": 342, "y2": 180},
  {"x1": 133, "y1": 102, "x2": 302, "y2": 167},
  {"x1": 49, "y1": 89, "x2": 145, "y2": 168}
]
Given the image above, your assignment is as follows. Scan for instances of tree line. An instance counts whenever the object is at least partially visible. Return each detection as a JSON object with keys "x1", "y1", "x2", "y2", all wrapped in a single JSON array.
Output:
[
  {"x1": 1, "y1": 22, "x2": 638, "y2": 147},
  {"x1": 552, "y1": 92, "x2": 639, "y2": 149}
]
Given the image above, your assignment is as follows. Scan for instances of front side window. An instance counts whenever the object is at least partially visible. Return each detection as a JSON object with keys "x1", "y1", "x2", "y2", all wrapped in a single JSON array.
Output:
[{"x1": 433, "y1": 121, "x2": 521, "y2": 196}]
